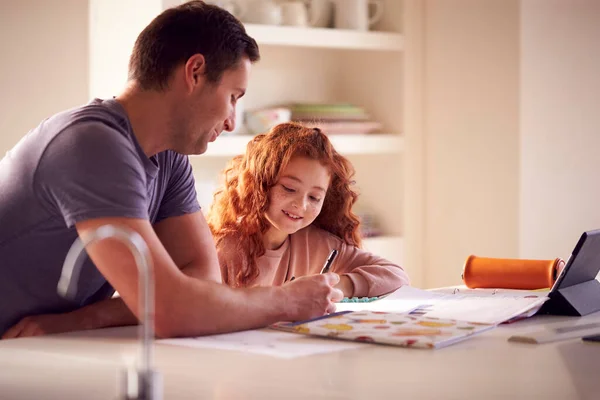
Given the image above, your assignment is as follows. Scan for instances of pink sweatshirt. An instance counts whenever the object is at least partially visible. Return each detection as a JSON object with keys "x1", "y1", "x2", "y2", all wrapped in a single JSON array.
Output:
[{"x1": 218, "y1": 225, "x2": 410, "y2": 297}]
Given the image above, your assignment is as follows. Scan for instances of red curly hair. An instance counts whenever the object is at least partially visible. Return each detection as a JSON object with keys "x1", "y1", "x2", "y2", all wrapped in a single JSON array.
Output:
[{"x1": 207, "y1": 122, "x2": 361, "y2": 287}]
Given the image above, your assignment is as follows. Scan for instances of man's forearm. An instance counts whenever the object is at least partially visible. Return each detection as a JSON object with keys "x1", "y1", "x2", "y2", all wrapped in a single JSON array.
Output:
[
  {"x1": 155, "y1": 276, "x2": 290, "y2": 338},
  {"x1": 69, "y1": 297, "x2": 138, "y2": 331},
  {"x1": 71, "y1": 280, "x2": 285, "y2": 337},
  {"x1": 70, "y1": 266, "x2": 217, "y2": 333}
]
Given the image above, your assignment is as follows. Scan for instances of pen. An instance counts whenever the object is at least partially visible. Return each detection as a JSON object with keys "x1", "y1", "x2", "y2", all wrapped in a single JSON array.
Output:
[{"x1": 320, "y1": 249, "x2": 338, "y2": 274}]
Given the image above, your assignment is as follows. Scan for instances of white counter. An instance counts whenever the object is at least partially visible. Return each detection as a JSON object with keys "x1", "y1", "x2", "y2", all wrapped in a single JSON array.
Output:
[{"x1": 1, "y1": 312, "x2": 600, "y2": 399}]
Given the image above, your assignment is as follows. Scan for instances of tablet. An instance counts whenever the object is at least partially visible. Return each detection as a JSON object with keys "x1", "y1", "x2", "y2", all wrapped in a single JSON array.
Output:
[
  {"x1": 549, "y1": 229, "x2": 600, "y2": 293},
  {"x1": 542, "y1": 229, "x2": 600, "y2": 315}
]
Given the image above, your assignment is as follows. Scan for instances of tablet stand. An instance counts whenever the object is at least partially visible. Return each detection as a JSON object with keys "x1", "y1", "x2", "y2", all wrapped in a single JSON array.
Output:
[{"x1": 541, "y1": 230, "x2": 600, "y2": 317}]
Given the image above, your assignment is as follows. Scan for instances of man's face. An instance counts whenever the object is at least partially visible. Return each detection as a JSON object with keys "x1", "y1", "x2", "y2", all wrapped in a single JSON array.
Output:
[{"x1": 172, "y1": 56, "x2": 251, "y2": 155}]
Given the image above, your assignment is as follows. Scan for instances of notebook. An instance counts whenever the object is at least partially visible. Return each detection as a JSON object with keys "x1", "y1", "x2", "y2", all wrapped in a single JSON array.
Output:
[{"x1": 272, "y1": 310, "x2": 495, "y2": 349}]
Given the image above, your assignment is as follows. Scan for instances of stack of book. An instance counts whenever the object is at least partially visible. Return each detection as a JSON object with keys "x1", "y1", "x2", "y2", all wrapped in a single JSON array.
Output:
[{"x1": 288, "y1": 103, "x2": 383, "y2": 135}]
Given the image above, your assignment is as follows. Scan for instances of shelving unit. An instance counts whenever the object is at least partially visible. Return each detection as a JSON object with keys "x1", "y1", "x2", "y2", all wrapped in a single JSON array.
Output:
[
  {"x1": 244, "y1": 23, "x2": 404, "y2": 51},
  {"x1": 198, "y1": 133, "x2": 403, "y2": 157},
  {"x1": 362, "y1": 235, "x2": 404, "y2": 268},
  {"x1": 89, "y1": 0, "x2": 410, "y2": 279}
]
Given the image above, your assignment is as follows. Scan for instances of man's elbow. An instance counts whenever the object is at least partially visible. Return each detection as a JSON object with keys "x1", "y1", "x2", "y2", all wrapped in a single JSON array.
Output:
[
  {"x1": 153, "y1": 303, "x2": 214, "y2": 338},
  {"x1": 154, "y1": 313, "x2": 216, "y2": 339},
  {"x1": 154, "y1": 312, "x2": 185, "y2": 339}
]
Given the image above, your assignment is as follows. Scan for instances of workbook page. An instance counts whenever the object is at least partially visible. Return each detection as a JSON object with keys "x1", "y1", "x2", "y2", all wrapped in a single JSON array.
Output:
[{"x1": 365, "y1": 286, "x2": 549, "y2": 324}]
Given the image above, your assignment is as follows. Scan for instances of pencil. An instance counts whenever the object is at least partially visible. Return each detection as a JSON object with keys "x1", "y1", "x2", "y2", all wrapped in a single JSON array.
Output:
[{"x1": 320, "y1": 249, "x2": 339, "y2": 274}]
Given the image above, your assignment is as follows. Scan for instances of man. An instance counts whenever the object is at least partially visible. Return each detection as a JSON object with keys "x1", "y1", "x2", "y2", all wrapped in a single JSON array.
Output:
[{"x1": 0, "y1": 1, "x2": 342, "y2": 339}]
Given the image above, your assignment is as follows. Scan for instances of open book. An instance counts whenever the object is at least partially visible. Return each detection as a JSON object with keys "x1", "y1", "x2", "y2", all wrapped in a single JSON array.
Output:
[
  {"x1": 272, "y1": 310, "x2": 495, "y2": 349},
  {"x1": 334, "y1": 286, "x2": 549, "y2": 325}
]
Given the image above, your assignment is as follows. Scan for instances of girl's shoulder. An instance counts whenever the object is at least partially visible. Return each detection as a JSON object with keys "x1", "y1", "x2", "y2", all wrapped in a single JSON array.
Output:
[
  {"x1": 216, "y1": 234, "x2": 239, "y2": 250},
  {"x1": 215, "y1": 234, "x2": 243, "y2": 262}
]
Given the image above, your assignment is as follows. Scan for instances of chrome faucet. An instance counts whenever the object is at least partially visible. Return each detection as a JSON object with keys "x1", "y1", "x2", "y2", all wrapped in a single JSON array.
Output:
[{"x1": 58, "y1": 224, "x2": 162, "y2": 400}]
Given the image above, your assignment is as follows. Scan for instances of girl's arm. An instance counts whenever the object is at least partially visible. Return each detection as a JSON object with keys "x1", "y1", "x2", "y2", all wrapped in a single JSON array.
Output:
[{"x1": 331, "y1": 241, "x2": 410, "y2": 298}]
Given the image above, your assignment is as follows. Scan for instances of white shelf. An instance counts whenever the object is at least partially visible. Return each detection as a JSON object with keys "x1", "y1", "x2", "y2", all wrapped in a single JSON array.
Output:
[
  {"x1": 195, "y1": 134, "x2": 403, "y2": 158},
  {"x1": 244, "y1": 24, "x2": 404, "y2": 52}
]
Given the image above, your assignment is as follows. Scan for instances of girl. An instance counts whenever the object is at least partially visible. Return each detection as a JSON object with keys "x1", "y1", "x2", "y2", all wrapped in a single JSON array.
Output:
[{"x1": 207, "y1": 122, "x2": 410, "y2": 298}]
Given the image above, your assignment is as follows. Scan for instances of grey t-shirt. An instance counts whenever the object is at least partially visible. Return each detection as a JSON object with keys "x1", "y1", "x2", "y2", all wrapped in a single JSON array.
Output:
[{"x1": 0, "y1": 98, "x2": 200, "y2": 335}]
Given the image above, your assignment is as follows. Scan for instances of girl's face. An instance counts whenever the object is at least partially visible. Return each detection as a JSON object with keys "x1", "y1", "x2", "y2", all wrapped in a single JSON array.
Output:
[{"x1": 264, "y1": 155, "x2": 331, "y2": 246}]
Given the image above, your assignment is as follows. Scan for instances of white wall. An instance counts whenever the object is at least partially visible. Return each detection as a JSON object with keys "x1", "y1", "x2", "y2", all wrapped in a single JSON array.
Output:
[
  {"x1": 0, "y1": 0, "x2": 89, "y2": 155},
  {"x1": 3, "y1": 0, "x2": 598, "y2": 289},
  {"x1": 421, "y1": 0, "x2": 520, "y2": 288},
  {"x1": 417, "y1": 0, "x2": 600, "y2": 287},
  {"x1": 520, "y1": 0, "x2": 600, "y2": 260}
]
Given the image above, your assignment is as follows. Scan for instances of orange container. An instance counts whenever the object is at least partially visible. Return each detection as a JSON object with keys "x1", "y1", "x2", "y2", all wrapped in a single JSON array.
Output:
[{"x1": 462, "y1": 255, "x2": 565, "y2": 290}]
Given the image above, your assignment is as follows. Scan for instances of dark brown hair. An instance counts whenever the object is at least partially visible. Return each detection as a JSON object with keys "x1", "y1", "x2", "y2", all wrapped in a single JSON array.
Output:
[
  {"x1": 128, "y1": 0, "x2": 260, "y2": 90},
  {"x1": 208, "y1": 122, "x2": 361, "y2": 287}
]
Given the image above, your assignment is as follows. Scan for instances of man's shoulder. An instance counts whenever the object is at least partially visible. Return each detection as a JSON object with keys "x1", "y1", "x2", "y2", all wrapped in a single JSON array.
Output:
[
  {"x1": 33, "y1": 100, "x2": 147, "y2": 185},
  {"x1": 13, "y1": 99, "x2": 133, "y2": 164},
  {"x1": 39, "y1": 99, "x2": 140, "y2": 161},
  {"x1": 56, "y1": 99, "x2": 131, "y2": 138},
  {"x1": 0, "y1": 100, "x2": 132, "y2": 182}
]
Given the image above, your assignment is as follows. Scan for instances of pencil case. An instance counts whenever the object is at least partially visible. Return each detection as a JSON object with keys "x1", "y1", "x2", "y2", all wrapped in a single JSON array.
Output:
[
  {"x1": 339, "y1": 296, "x2": 380, "y2": 303},
  {"x1": 462, "y1": 255, "x2": 565, "y2": 290}
]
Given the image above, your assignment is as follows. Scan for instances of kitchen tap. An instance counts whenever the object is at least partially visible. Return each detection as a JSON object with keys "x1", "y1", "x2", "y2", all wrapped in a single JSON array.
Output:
[{"x1": 58, "y1": 224, "x2": 162, "y2": 400}]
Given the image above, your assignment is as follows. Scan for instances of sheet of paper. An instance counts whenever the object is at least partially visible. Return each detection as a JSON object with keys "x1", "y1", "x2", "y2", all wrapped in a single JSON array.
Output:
[
  {"x1": 383, "y1": 285, "x2": 447, "y2": 301},
  {"x1": 354, "y1": 286, "x2": 549, "y2": 325},
  {"x1": 430, "y1": 287, "x2": 550, "y2": 297},
  {"x1": 414, "y1": 295, "x2": 548, "y2": 325},
  {"x1": 158, "y1": 329, "x2": 364, "y2": 359}
]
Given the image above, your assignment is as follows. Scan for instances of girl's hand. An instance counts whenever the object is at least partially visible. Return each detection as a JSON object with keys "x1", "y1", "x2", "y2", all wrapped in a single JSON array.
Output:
[{"x1": 334, "y1": 275, "x2": 355, "y2": 298}]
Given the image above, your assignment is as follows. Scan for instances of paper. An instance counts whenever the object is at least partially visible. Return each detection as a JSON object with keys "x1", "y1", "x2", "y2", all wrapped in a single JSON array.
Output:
[
  {"x1": 508, "y1": 321, "x2": 600, "y2": 344},
  {"x1": 342, "y1": 286, "x2": 549, "y2": 325},
  {"x1": 409, "y1": 287, "x2": 548, "y2": 324},
  {"x1": 333, "y1": 286, "x2": 438, "y2": 313},
  {"x1": 158, "y1": 329, "x2": 364, "y2": 359},
  {"x1": 334, "y1": 298, "x2": 422, "y2": 313},
  {"x1": 414, "y1": 295, "x2": 548, "y2": 325},
  {"x1": 430, "y1": 287, "x2": 550, "y2": 297}
]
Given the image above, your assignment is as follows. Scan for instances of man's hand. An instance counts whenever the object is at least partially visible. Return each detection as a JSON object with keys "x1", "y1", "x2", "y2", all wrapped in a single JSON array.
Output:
[
  {"x1": 2, "y1": 313, "x2": 84, "y2": 339},
  {"x1": 1, "y1": 298, "x2": 137, "y2": 340},
  {"x1": 281, "y1": 272, "x2": 344, "y2": 321}
]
